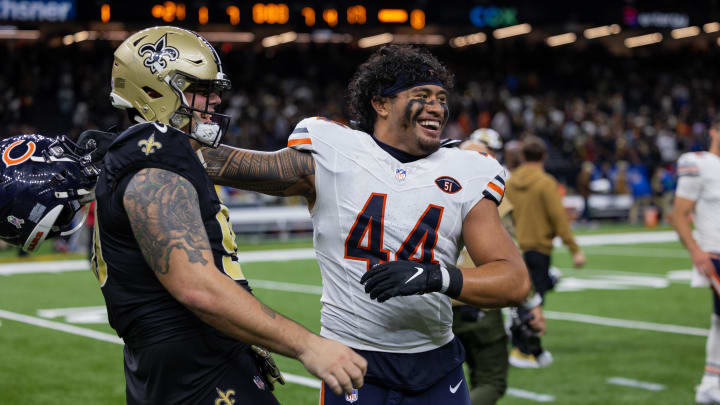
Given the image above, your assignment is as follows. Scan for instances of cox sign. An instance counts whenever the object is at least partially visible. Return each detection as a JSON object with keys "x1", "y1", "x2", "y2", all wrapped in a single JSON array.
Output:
[{"x1": 469, "y1": 6, "x2": 518, "y2": 28}]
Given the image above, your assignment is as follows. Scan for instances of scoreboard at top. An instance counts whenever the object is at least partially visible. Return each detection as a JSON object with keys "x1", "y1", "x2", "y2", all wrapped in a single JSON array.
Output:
[
  {"x1": 132, "y1": 3, "x2": 431, "y2": 29},
  {"x1": 0, "y1": 0, "x2": 521, "y2": 30},
  {"x1": 0, "y1": 1, "x2": 711, "y2": 31}
]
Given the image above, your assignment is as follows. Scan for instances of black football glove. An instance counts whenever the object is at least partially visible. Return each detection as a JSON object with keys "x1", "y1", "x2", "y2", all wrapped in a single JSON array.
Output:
[
  {"x1": 77, "y1": 128, "x2": 117, "y2": 163},
  {"x1": 509, "y1": 307, "x2": 543, "y2": 356},
  {"x1": 250, "y1": 345, "x2": 285, "y2": 391},
  {"x1": 360, "y1": 260, "x2": 463, "y2": 303}
]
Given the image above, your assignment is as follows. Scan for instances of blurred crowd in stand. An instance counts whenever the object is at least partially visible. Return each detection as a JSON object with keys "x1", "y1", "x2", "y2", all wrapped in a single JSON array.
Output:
[{"x1": 1, "y1": 39, "x2": 717, "y2": 221}]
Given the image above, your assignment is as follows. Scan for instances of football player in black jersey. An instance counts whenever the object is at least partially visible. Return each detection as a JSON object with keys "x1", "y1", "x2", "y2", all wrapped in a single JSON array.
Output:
[{"x1": 92, "y1": 26, "x2": 365, "y2": 404}]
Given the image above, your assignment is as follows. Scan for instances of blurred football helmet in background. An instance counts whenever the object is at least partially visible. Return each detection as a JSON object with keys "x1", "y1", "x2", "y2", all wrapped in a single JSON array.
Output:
[
  {"x1": 110, "y1": 26, "x2": 232, "y2": 148},
  {"x1": 0, "y1": 134, "x2": 99, "y2": 251},
  {"x1": 469, "y1": 128, "x2": 503, "y2": 151}
]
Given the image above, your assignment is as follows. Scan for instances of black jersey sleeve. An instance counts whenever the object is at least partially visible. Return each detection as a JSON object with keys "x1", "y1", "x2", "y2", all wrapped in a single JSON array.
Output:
[{"x1": 103, "y1": 122, "x2": 207, "y2": 194}]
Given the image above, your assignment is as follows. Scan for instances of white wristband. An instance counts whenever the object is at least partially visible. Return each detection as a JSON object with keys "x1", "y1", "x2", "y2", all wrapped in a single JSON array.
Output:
[{"x1": 522, "y1": 292, "x2": 543, "y2": 310}]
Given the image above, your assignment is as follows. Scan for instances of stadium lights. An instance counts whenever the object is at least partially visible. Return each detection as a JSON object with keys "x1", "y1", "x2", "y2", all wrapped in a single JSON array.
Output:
[
  {"x1": 493, "y1": 23, "x2": 531, "y2": 39},
  {"x1": 449, "y1": 32, "x2": 487, "y2": 48},
  {"x1": 0, "y1": 29, "x2": 40, "y2": 40},
  {"x1": 546, "y1": 32, "x2": 576, "y2": 47},
  {"x1": 583, "y1": 24, "x2": 621, "y2": 39},
  {"x1": 624, "y1": 33, "x2": 662, "y2": 48},
  {"x1": 295, "y1": 32, "x2": 353, "y2": 44},
  {"x1": 199, "y1": 32, "x2": 255, "y2": 43},
  {"x1": 102, "y1": 31, "x2": 130, "y2": 41},
  {"x1": 63, "y1": 31, "x2": 98, "y2": 45},
  {"x1": 704, "y1": 22, "x2": 720, "y2": 33},
  {"x1": 671, "y1": 26, "x2": 700, "y2": 39},
  {"x1": 60, "y1": 30, "x2": 130, "y2": 45},
  {"x1": 378, "y1": 9, "x2": 408, "y2": 23},
  {"x1": 392, "y1": 34, "x2": 445, "y2": 45},
  {"x1": 261, "y1": 31, "x2": 297, "y2": 47},
  {"x1": 358, "y1": 33, "x2": 393, "y2": 48}
]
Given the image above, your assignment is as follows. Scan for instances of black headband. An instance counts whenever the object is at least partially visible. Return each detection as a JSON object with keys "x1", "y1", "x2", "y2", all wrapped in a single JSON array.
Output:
[{"x1": 381, "y1": 75, "x2": 444, "y2": 97}]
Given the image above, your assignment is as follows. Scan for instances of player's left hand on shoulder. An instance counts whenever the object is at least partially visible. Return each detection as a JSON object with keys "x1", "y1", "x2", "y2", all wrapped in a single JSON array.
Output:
[{"x1": 360, "y1": 260, "x2": 463, "y2": 303}]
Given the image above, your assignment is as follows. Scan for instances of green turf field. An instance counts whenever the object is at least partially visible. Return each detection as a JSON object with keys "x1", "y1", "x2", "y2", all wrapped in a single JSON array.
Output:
[{"x1": 0, "y1": 228, "x2": 711, "y2": 404}]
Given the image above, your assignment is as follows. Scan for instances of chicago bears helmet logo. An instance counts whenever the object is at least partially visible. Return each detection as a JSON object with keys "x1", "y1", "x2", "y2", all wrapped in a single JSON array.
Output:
[
  {"x1": 138, "y1": 34, "x2": 179, "y2": 74},
  {"x1": 435, "y1": 176, "x2": 462, "y2": 194},
  {"x1": 2, "y1": 140, "x2": 36, "y2": 167}
]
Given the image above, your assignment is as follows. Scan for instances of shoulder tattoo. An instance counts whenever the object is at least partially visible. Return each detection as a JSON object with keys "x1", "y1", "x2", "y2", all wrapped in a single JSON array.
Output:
[{"x1": 123, "y1": 168, "x2": 210, "y2": 274}]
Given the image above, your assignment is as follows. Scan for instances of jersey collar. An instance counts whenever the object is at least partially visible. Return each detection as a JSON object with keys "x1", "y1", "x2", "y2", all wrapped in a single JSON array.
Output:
[{"x1": 370, "y1": 135, "x2": 430, "y2": 163}]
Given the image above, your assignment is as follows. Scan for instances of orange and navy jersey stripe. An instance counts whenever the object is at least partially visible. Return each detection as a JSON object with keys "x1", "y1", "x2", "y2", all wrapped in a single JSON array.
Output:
[
  {"x1": 287, "y1": 125, "x2": 313, "y2": 151},
  {"x1": 288, "y1": 138, "x2": 311, "y2": 147},
  {"x1": 483, "y1": 174, "x2": 506, "y2": 205}
]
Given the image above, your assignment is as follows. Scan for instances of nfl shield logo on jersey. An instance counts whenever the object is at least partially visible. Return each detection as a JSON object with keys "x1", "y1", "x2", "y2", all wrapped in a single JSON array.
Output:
[
  {"x1": 253, "y1": 375, "x2": 266, "y2": 391},
  {"x1": 345, "y1": 389, "x2": 359, "y2": 403},
  {"x1": 395, "y1": 168, "x2": 407, "y2": 182}
]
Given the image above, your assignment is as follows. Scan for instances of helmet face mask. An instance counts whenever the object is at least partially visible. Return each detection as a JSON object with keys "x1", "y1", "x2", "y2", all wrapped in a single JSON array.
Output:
[
  {"x1": 167, "y1": 72, "x2": 232, "y2": 148},
  {"x1": 0, "y1": 134, "x2": 99, "y2": 251},
  {"x1": 110, "y1": 26, "x2": 233, "y2": 148}
]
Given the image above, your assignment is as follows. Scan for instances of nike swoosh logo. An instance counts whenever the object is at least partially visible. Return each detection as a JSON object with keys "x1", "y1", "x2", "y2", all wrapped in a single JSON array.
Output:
[
  {"x1": 405, "y1": 267, "x2": 424, "y2": 284},
  {"x1": 449, "y1": 379, "x2": 463, "y2": 394}
]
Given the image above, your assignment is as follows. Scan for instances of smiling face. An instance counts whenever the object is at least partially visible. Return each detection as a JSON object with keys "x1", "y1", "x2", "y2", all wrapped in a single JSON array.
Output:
[{"x1": 374, "y1": 84, "x2": 449, "y2": 156}]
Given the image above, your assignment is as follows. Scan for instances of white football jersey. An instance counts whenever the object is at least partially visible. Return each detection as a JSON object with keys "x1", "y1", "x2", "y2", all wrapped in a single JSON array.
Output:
[
  {"x1": 676, "y1": 151, "x2": 720, "y2": 287},
  {"x1": 288, "y1": 117, "x2": 506, "y2": 353}
]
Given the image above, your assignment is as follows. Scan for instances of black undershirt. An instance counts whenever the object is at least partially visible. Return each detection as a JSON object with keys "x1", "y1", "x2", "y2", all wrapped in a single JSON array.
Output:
[{"x1": 371, "y1": 135, "x2": 430, "y2": 163}]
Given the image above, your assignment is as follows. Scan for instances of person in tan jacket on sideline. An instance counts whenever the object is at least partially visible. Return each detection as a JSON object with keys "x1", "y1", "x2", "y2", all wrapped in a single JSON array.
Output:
[{"x1": 505, "y1": 136, "x2": 585, "y2": 368}]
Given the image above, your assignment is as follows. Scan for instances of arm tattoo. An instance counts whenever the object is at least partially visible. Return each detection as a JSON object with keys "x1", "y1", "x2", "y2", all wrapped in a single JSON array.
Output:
[
  {"x1": 260, "y1": 302, "x2": 277, "y2": 319},
  {"x1": 202, "y1": 145, "x2": 315, "y2": 199},
  {"x1": 124, "y1": 168, "x2": 210, "y2": 275}
]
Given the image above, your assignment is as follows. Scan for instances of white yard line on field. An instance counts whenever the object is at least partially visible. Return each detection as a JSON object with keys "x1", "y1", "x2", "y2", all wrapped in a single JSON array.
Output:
[
  {"x1": 283, "y1": 374, "x2": 321, "y2": 389},
  {"x1": 578, "y1": 246, "x2": 689, "y2": 258},
  {"x1": 0, "y1": 309, "x2": 122, "y2": 344},
  {"x1": 250, "y1": 279, "x2": 323, "y2": 295},
  {"x1": 0, "y1": 259, "x2": 90, "y2": 275},
  {"x1": 545, "y1": 311, "x2": 708, "y2": 336},
  {"x1": 0, "y1": 309, "x2": 320, "y2": 389},
  {"x1": 606, "y1": 377, "x2": 666, "y2": 391},
  {"x1": 506, "y1": 388, "x2": 556, "y2": 402},
  {"x1": 564, "y1": 231, "x2": 678, "y2": 247}
]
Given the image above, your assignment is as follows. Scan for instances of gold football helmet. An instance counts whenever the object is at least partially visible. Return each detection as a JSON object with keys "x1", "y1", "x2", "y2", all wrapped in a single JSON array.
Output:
[{"x1": 110, "y1": 26, "x2": 231, "y2": 148}]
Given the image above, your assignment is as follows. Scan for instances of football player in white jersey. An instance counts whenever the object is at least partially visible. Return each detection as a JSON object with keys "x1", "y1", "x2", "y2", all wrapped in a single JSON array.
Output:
[
  {"x1": 202, "y1": 45, "x2": 530, "y2": 404},
  {"x1": 672, "y1": 124, "x2": 720, "y2": 404}
]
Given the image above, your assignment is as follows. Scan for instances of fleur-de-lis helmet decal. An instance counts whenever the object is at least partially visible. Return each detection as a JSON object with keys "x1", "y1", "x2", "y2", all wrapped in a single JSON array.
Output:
[
  {"x1": 138, "y1": 34, "x2": 179, "y2": 74},
  {"x1": 110, "y1": 26, "x2": 232, "y2": 149}
]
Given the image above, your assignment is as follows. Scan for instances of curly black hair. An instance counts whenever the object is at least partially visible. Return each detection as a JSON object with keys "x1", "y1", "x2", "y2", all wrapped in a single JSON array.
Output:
[{"x1": 347, "y1": 45, "x2": 455, "y2": 134}]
